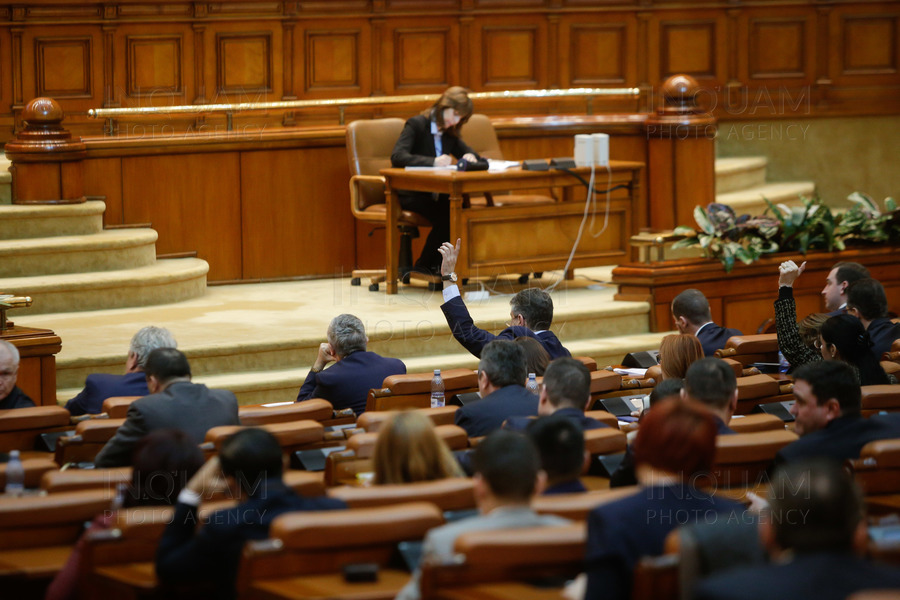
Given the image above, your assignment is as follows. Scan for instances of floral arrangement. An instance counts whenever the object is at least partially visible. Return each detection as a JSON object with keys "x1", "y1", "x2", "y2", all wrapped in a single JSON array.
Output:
[{"x1": 672, "y1": 193, "x2": 899, "y2": 272}]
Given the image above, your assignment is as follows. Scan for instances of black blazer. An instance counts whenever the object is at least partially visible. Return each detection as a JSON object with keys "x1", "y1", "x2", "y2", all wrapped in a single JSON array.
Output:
[
  {"x1": 455, "y1": 385, "x2": 539, "y2": 437},
  {"x1": 696, "y1": 322, "x2": 742, "y2": 357},
  {"x1": 391, "y1": 114, "x2": 477, "y2": 167},
  {"x1": 296, "y1": 351, "x2": 406, "y2": 416},
  {"x1": 868, "y1": 317, "x2": 900, "y2": 358},
  {"x1": 156, "y1": 480, "x2": 346, "y2": 600},
  {"x1": 775, "y1": 414, "x2": 900, "y2": 465},
  {"x1": 0, "y1": 386, "x2": 34, "y2": 410},
  {"x1": 441, "y1": 296, "x2": 571, "y2": 359}
]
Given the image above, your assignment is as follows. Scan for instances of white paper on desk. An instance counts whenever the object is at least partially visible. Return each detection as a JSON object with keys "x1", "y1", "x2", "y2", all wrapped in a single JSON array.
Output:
[
  {"x1": 404, "y1": 165, "x2": 458, "y2": 171},
  {"x1": 261, "y1": 401, "x2": 294, "y2": 407},
  {"x1": 613, "y1": 367, "x2": 648, "y2": 377},
  {"x1": 487, "y1": 159, "x2": 520, "y2": 172}
]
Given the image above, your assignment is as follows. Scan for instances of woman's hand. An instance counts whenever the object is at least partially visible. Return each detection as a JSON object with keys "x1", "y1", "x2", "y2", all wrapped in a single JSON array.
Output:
[
  {"x1": 461, "y1": 153, "x2": 477, "y2": 163},
  {"x1": 434, "y1": 154, "x2": 453, "y2": 167},
  {"x1": 778, "y1": 260, "x2": 806, "y2": 288}
]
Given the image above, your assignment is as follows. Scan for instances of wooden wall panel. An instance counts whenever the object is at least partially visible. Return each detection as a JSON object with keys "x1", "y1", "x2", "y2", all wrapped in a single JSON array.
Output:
[
  {"x1": 126, "y1": 35, "x2": 183, "y2": 96},
  {"x1": 82, "y1": 157, "x2": 123, "y2": 226},
  {"x1": 217, "y1": 32, "x2": 273, "y2": 95},
  {"x1": 121, "y1": 153, "x2": 242, "y2": 280},
  {"x1": 306, "y1": 30, "x2": 359, "y2": 93},
  {"x1": 382, "y1": 17, "x2": 460, "y2": 94},
  {"x1": 654, "y1": 17, "x2": 725, "y2": 82},
  {"x1": 472, "y1": 16, "x2": 547, "y2": 89},
  {"x1": 35, "y1": 37, "x2": 93, "y2": 98},
  {"x1": 835, "y1": 12, "x2": 899, "y2": 83},
  {"x1": 748, "y1": 18, "x2": 810, "y2": 80},
  {"x1": 564, "y1": 20, "x2": 635, "y2": 86}
]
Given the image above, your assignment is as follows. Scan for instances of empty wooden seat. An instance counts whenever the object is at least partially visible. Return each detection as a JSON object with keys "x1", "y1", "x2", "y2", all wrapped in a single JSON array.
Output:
[
  {"x1": 728, "y1": 413, "x2": 786, "y2": 433},
  {"x1": 589, "y1": 370, "x2": 625, "y2": 400},
  {"x1": 0, "y1": 456, "x2": 57, "y2": 490},
  {"x1": 533, "y1": 486, "x2": 641, "y2": 521},
  {"x1": 712, "y1": 429, "x2": 798, "y2": 488},
  {"x1": 55, "y1": 418, "x2": 126, "y2": 465},
  {"x1": 41, "y1": 466, "x2": 131, "y2": 495},
  {"x1": 584, "y1": 427, "x2": 627, "y2": 457},
  {"x1": 419, "y1": 524, "x2": 586, "y2": 599},
  {"x1": 861, "y1": 386, "x2": 900, "y2": 418},
  {"x1": 328, "y1": 477, "x2": 475, "y2": 511},
  {"x1": 100, "y1": 396, "x2": 141, "y2": 418},
  {"x1": 0, "y1": 406, "x2": 72, "y2": 452},
  {"x1": 357, "y1": 406, "x2": 459, "y2": 432},
  {"x1": 714, "y1": 334, "x2": 779, "y2": 366},
  {"x1": 735, "y1": 373, "x2": 787, "y2": 415},
  {"x1": 847, "y1": 438, "x2": 900, "y2": 497},
  {"x1": 366, "y1": 368, "x2": 478, "y2": 412},
  {"x1": 237, "y1": 502, "x2": 444, "y2": 599}
]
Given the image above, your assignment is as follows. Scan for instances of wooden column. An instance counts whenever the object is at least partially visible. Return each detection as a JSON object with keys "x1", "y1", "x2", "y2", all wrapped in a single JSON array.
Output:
[
  {"x1": 2, "y1": 326, "x2": 62, "y2": 407},
  {"x1": 4, "y1": 98, "x2": 87, "y2": 205},
  {"x1": 644, "y1": 75, "x2": 717, "y2": 231}
]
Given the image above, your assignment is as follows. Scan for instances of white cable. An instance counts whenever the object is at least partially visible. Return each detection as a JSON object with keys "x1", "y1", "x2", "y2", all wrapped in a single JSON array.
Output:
[
  {"x1": 545, "y1": 162, "x2": 596, "y2": 293},
  {"x1": 589, "y1": 162, "x2": 614, "y2": 238}
]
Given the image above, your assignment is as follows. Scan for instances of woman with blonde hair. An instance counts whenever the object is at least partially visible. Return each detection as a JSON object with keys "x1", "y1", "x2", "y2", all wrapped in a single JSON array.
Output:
[
  {"x1": 373, "y1": 411, "x2": 464, "y2": 485},
  {"x1": 658, "y1": 334, "x2": 704, "y2": 380}
]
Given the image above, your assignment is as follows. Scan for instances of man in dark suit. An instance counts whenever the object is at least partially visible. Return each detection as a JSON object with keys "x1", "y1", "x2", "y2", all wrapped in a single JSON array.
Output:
[
  {"x1": 527, "y1": 415, "x2": 588, "y2": 495},
  {"x1": 821, "y1": 260, "x2": 869, "y2": 315},
  {"x1": 0, "y1": 340, "x2": 34, "y2": 410},
  {"x1": 65, "y1": 326, "x2": 176, "y2": 416},
  {"x1": 847, "y1": 277, "x2": 900, "y2": 358},
  {"x1": 776, "y1": 360, "x2": 900, "y2": 464},
  {"x1": 94, "y1": 348, "x2": 240, "y2": 468},
  {"x1": 156, "y1": 428, "x2": 346, "y2": 600},
  {"x1": 455, "y1": 340, "x2": 539, "y2": 437},
  {"x1": 505, "y1": 357, "x2": 607, "y2": 432},
  {"x1": 695, "y1": 459, "x2": 900, "y2": 600},
  {"x1": 296, "y1": 313, "x2": 406, "y2": 415},
  {"x1": 437, "y1": 239, "x2": 570, "y2": 359},
  {"x1": 671, "y1": 289, "x2": 742, "y2": 358}
]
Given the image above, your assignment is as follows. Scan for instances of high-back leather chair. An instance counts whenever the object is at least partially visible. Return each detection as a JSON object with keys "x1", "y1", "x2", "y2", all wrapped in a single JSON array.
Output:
[{"x1": 345, "y1": 118, "x2": 434, "y2": 291}]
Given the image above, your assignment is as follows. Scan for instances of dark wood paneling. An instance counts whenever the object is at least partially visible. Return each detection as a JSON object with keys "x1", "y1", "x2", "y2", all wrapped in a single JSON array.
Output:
[{"x1": 82, "y1": 157, "x2": 123, "y2": 225}]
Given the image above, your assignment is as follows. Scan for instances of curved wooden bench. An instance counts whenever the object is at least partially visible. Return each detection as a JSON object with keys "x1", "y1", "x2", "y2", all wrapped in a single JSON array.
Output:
[
  {"x1": 0, "y1": 405, "x2": 72, "y2": 452},
  {"x1": 328, "y1": 477, "x2": 475, "y2": 511},
  {"x1": 356, "y1": 405, "x2": 459, "y2": 432},
  {"x1": 712, "y1": 429, "x2": 798, "y2": 488},
  {"x1": 366, "y1": 368, "x2": 478, "y2": 412},
  {"x1": 41, "y1": 466, "x2": 131, "y2": 495},
  {"x1": 101, "y1": 396, "x2": 142, "y2": 419}
]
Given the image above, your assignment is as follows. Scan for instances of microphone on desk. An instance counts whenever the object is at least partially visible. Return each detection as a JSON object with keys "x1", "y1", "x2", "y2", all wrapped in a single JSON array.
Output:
[{"x1": 457, "y1": 157, "x2": 489, "y2": 171}]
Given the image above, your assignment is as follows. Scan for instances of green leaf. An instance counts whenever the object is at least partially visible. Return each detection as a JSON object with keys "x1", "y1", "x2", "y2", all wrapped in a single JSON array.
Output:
[{"x1": 694, "y1": 206, "x2": 715, "y2": 235}]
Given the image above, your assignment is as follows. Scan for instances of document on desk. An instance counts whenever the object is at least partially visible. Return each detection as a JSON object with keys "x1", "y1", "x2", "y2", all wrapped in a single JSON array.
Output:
[{"x1": 488, "y1": 160, "x2": 520, "y2": 172}]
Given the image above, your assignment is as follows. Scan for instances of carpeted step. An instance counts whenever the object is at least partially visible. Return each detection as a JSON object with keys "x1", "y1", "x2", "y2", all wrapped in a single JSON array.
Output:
[
  {"x1": 715, "y1": 157, "x2": 768, "y2": 194},
  {"x1": 716, "y1": 181, "x2": 815, "y2": 217},
  {"x1": 0, "y1": 229, "x2": 158, "y2": 277},
  {"x1": 1, "y1": 258, "x2": 209, "y2": 316},
  {"x1": 0, "y1": 200, "x2": 105, "y2": 239}
]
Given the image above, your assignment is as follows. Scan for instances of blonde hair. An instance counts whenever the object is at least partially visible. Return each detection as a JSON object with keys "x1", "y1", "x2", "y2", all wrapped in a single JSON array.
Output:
[
  {"x1": 373, "y1": 411, "x2": 464, "y2": 485},
  {"x1": 659, "y1": 334, "x2": 704, "y2": 380}
]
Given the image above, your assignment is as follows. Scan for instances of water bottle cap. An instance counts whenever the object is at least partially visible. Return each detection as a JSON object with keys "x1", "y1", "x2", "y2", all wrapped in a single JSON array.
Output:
[
  {"x1": 528, "y1": 373, "x2": 536, "y2": 378},
  {"x1": 434, "y1": 369, "x2": 440, "y2": 375},
  {"x1": 9, "y1": 450, "x2": 19, "y2": 458}
]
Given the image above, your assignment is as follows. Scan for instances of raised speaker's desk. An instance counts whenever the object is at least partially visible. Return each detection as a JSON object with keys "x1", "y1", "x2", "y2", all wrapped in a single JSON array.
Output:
[{"x1": 380, "y1": 161, "x2": 644, "y2": 294}]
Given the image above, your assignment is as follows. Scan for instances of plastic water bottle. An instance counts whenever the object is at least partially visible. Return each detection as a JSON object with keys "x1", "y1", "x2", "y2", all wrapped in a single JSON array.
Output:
[
  {"x1": 4, "y1": 450, "x2": 25, "y2": 496},
  {"x1": 430, "y1": 369, "x2": 445, "y2": 408},
  {"x1": 778, "y1": 351, "x2": 790, "y2": 374},
  {"x1": 527, "y1": 373, "x2": 539, "y2": 394}
]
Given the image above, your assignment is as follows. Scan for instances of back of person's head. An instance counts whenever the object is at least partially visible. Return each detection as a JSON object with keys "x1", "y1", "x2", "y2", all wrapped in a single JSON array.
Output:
[
  {"x1": 479, "y1": 340, "x2": 527, "y2": 388},
  {"x1": 820, "y1": 313, "x2": 889, "y2": 385},
  {"x1": 510, "y1": 288, "x2": 554, "y2": 331},
  {"x1": 833, "y1": 261, "x2": 870, "y2": 287},
  {"x1": 542, "y1": 357, "x2": 590, "y2": 410},
  {"x1": 846, "y1": 278, "x2": 888, "y2": 321},
  {"x1": 471, "y1": 430, "x2": 541, "y2": 502},
  {"x1": 0, "y1": 339, "x2": 19, "y2": 366},
  {"x1": 373, "y1": 411, "x2": 462, "y2": 485},
  {"x1": 144, "y1": 348, "x2": 191, "y2": 384},
  {"x1": 683, "y1": 357, "x2": 737, "y2": 410},
  {"x1": 659, "y1": 334, "x2": 705, "y2": 379},
  {"x1": 798, "y1": 312, "x2": 830, "y2": 350},
  {"x1": 632, "y1": 399, "x2": 718, "y2": 480},
  {"x1": 127, "y1": 428, "x2": 205, "y2": 507},
  {"x1": 129, "y1": 326, "x2": 177, "y2": 370},
  {"x1": 648, "y1": 377, "x2": 684, "y2": 409},
  {"x1": 792, "y1": 360, "x2": 862, "y2": 417},
  {"x1": 327, "y1": 313, "x2": 367, "y2": 358},
  {"x1": 219, "y1": 428, "x2": 283, "y2": 495},
  {"x1": 515, "y1": 336, "x2": 550, "y2": 376},
  {"x1": 671, "y1": 289, "x2": 712, "y2": 326},
  {"x1": 526, "y1": 415, "x2": 584, "y2": 485},
  {"x1": 767, "y1": 459, "x2": 863, "y2": 554},
  {"x1": 429, "y1": 86, "x2": 473, "y2": 133}
]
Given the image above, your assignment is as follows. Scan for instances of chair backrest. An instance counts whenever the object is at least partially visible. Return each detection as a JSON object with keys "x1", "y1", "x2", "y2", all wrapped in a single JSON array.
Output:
[
  {"x1": 460, "y1": 114, "x2": 504, "y2": 160},
  {"x1": 583, "y1": 411, "x2": 622, "y2": 429},
  {"x1": 356, "y1": 405, "x2": 459, "y2": 432},
  {"x1": 239, "y1": 399, "x2": 334, "y2": 426},
  {"x1": 101, "y1": 396, "x2": 141, "y2": 418},
  {"x1": 713, "y1": 429, "x2": 798, "y2": 488},
  {"x1": 0, "y1": 456, "x2": 57, "y2": 490},
  {"x1": 728, "y1": 413, "x2": 785, "y2": 433},
  {"x1": 205, "y1": 420, "x2": 326, "y2": 452},
  {"x1": 41, "y1": 466, "x2": 131, "y2": 494},
  {"x1": 55, "y1": 418, "x2": 127, "y2": 465},
  {"x1": 237, "y1": 502, "x2": 444, "y2": 594},
  {"x1": 584, "y1": 427, "x2": 627, "y2": 456},
  {"x1": 735, "y1": 373, "x2": 786, "y2": 414},
  {"x1": 848, "y1": 438, "x2": 900, "y2": 496},
  {"x1": 0, "y1": 405, "x2": 72, "y2": 452},
  {"x1": 0, "y1": 489, "x2": 111, "y2": 550},
  {"x1": 327, "y1": 477, "x2": 475, "y2": 511},
  {"x1": 282, "y1": 470, "x2": 327, "y2": 498},
  {"x1": 419, "y1": 523, "x2": 586, "y2": 597},
  {"x1": 714, "y1": 334, "x2": 779, "y2": 366},
  {"x1": 574, "y1": 356, "x2": 598, "y2": 372},
  {"x1": 532, "y1": 486, "x2": 640, "y2": 521},
  {"x1": 861, "y1": 385, "x2": 900, "y2": 417},
  {"x1": 631, "y1": 554, "x2": 680, "y2": 600},
  {"x1": 367, "y1": 368, "x2": 479, "y2": 412},
  {"x1": 346, "y1": 118, "x2": 405, "y2": 212}
]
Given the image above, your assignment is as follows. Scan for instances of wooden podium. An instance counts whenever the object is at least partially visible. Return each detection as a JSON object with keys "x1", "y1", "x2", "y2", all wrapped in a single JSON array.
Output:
[{"x1": 2, "y1": 326, "x2": 62, "y2": 407}]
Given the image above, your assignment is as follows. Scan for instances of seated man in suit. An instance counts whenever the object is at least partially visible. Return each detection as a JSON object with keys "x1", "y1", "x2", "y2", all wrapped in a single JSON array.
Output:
[
  {"x1": 527, "y1": 415, "x2": 588, "y2": 495},
  {"x1": 94, "y1": 348, "x2": 241, "y2": 468},
  {"x1": 156, "y1": 428, "x2": 346, "y2": 600},
  {"x1": 821, "y1": 260, "x2": 869, "y2": 315},
  {"x1": 65, "y1": 326, "x2": 176, "y2": 416},
  {"x1": 695, "y1": 459, "x2": 900, "y2": 600},
  {"x1": 847, "y1": 277, "x2": 900, "y2": 358},
  {"x1": 396, "y1": 429, "x2": 569, "y2": 600},
  {"x1": 671, "y1": 289, "x2": 741, "y2": 358},
  {"x1": 296, "y1": 313, "x2": 406, "y2": 415},
  {"x1": 437, "y1": 239, "x2": 570, "y2": 359},
  {"x1": 505, "y1": 357, "x2": 608, "y2": 431},
  {"x1": 455, "y1": 339, "x2": 539, "y2": 437},
  {"x1": 777, "y1": 360, "x2": 900, "y2": 464},
  {"x1": 0, "y1": 340, "x2": 34, "y2": 410}
]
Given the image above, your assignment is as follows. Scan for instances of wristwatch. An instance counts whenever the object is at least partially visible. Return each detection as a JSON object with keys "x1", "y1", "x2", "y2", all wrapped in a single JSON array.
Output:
[{"x1": 441, "y1": 272, "x2": 458, "y2": 282}]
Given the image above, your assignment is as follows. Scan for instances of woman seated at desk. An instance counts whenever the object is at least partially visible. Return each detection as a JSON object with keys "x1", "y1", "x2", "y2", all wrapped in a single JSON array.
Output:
[{"x1": 391, "y1": 86, "x2": 479, "y2": 276}]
